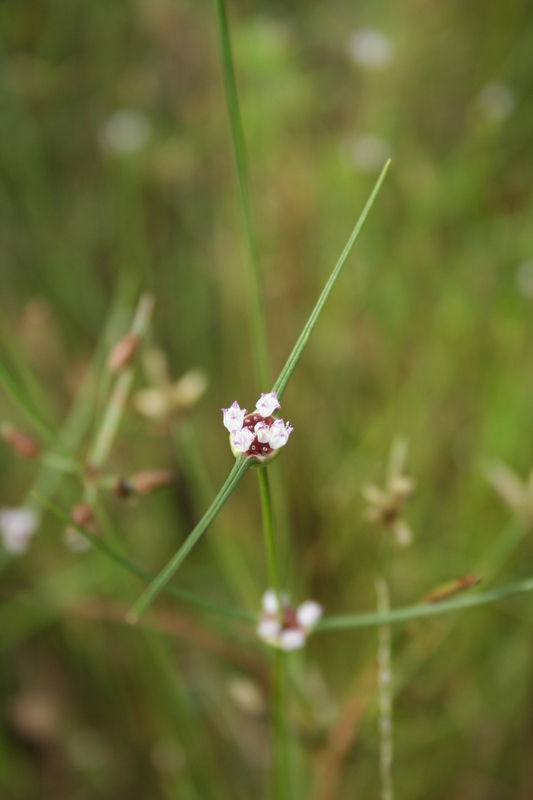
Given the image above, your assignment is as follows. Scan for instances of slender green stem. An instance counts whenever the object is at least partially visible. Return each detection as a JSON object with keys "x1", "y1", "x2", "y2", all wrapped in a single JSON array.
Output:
[
  {"x1": 88, "y1": 293, "x2": 155, "y2": 470},
  {"x1": 258, "y1": 468, "x2": 281, "y2": 596},
  {"x1": 273, "y1": 161, "x2": 390, "y2": 401},
  {"x1": 376, "y1": 578, "x2": 393, "y2": 800},
  {"x1": 35, "y1": 494, "x2": 255, "y2": 623},
  {"x1": 213, "y1": 0, "x2": 271, "y2": 390},
  {"x1": 38, "y1": 453, "x2": 83, "y2": 476},
  {"x1": 127, "y1": 456, "x2": 251, "y2": 622},
  {"x1": 316, "y1": 576, "x2": 533, "y2": 632}
]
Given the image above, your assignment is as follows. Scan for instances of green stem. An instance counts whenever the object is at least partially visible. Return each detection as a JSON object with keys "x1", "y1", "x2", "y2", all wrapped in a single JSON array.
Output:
[
  {"x1": 213, "y1": 0, "x2": 271, "y2": 390},
  {"x1": 258, "y1": 468, "x2": 281, "y2": 596},
  {"x1": 127, "y1": 456, "x2": 251, "y2": 622},
  {"x1": 35, "y1": 494, "x2": 255, "y2": 624},
  {"x1": 316, "y1": 576, "x2": 533, "y2": 632},
  {"x1": 272, "y1": 161, "x2": 390, "y2": 401}
]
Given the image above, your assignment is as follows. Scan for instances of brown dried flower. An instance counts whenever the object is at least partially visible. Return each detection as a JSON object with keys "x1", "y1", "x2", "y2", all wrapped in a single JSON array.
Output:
[
  {"x1": 362, "y1": 438, "x2": 415, "y2": 546},
  {"x1": 107, "y1": 334, "x2": 140, "y2": 373},
  {"x1": 0, "y1": 421, "x2": 40, "y2": 460},
  {"x1": 114, "y1": 469, "x2": 175, "y2": 497}
]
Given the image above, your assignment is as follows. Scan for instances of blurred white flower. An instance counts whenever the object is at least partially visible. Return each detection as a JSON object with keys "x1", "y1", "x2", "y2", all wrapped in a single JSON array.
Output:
[
  {"x1": 99, "y1": 109, "x2": 151, "y2": 154},
  {"x1": 257, "y1": 590, "x2": 323, "y2": 650},
  {"x1": 476, "y1": 83, "x2": 515, "y2": 122},
  {"x1": 341, "y1": 135, "x2": 391, "y2": 174},
  {"x1": 347, "y1": 29, "x2": 395, "y2": 70},
  {"x1": 0, "y1": 507, "x2": 38, "y2": 555},
  {"x1": 516, "y1": 260, "x2": 533, "y2": 299}
]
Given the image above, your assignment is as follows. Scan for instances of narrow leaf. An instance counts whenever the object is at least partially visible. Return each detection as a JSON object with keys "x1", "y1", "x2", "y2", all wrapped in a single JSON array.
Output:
[
  {"x1": 315, "y1": 576, "x2": 533, "y2": 632},
  {"x1": 273, "y1": 160, "x2": 390, "y2": 400},
  {"x1": 36, "y1": 494, "x2": 255, "y2": 623},
  {"x1": 126, "y1": 455, "x2": 252, "y2": 622}
]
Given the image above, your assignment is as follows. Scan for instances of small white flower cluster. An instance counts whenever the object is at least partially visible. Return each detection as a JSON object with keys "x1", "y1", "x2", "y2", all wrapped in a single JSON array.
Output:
[
  {"x1": 257, "y1": 590, "x2": 323, "y2": 651},
  {"x1": 222, "y1": 392, "x2": 293, "y2": 461},
  {"x1": 0, "y1": 508, "x2": 39, "y2": 555}
]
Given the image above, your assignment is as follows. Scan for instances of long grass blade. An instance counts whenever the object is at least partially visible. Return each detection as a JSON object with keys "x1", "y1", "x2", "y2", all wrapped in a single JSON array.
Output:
[
  {"x1": 126, "y1": 455, "x2": 252, "y2": 622},
  {"x1": 273, "y1": 160, "x2": 390, "y2": 400},
  {"x1": 316, "y1": 576, "x2": 533, "y2": 632},
  {"x1": 35, "y1": 494, "x2": 255, "y2": 623}
]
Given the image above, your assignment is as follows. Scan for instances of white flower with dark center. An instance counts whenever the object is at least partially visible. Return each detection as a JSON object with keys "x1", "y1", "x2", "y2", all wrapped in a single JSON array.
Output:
[
  {"x1": 256, "y1": 392, "x2": 281, "y2": 418},
  {"x1": 0, "y1": 507, "x2": 39, "y2": 555},
  {"x1": 222, "y1": 401, "x2": 247, "y2": 433},
  {"x1": 257, "y1": 590, "x2": 323, "y2": 651},
  {"x1": 222, "y1": 393, "x2": 293, "y2": 463}
]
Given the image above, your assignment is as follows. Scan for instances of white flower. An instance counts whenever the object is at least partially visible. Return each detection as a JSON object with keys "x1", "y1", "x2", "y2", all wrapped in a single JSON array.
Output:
[
  {"x1": 254, "y1": 421, "x2": 271, "y2": 444},
  {"x1": 269, "y1": 419, "x2": 293, "y2": 450},
  {"x1": 347, "y1": 29, "x2": 395, "y2": 70},
  {"x1": 256, "y1": 392, "x2": 281, "y2": 418},
  {"x1": 0, "y1": 508, "x2": 39, "y2": 555},
  {"x1": 257, "y1": 590, "x2": 323, "y2": 651},
  {"x1": 222, "y1": 401, "x2": 247, "y2": 433},
  {"x1": 231, "y1": 427, "x2": 256, "y2": 453}
]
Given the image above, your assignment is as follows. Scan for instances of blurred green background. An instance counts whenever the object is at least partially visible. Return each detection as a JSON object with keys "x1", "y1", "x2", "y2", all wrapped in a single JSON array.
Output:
[{"x1": 1, "y1": 0, "x2": 533, "y2": 798}]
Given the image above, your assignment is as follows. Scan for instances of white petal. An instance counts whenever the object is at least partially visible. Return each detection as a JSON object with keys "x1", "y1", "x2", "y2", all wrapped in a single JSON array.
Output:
[
  {"x1": 296, "y1": 601, "x2": 323, "y2": 630},
  {"x1": 279, "y1": 629, "x2": 306, "y2": 651},
  {"x1": 255, "y1": 392, "x2": 280, "y2": 418},
  {"x1": 257, "y1": 618, "x2": 281, "y2": 643},
  {"x1": 222, "y1": 401, "x2": 246, "y2": 433},
  {"x1": 269, "y1": 419, "x2": 293, "y2": 450},
  {"x1": 0, "y1": 508, "x2": 39, "y2": 555},
  {"x1": 262, "y1": 590, "x2": 279, "y2": 614},
  {"x1": 231, "y1": 428, "x2": 255, "y2": 453},
  {"x1": 254, "y1": 421, "x2": 271, "y2": 444}
]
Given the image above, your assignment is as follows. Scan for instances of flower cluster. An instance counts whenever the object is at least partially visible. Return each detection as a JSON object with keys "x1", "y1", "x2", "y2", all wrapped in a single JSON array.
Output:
[
  {"x1": 257, "y1": 590, "x2": 323, "y2": 651},
  {"x1": 222, "y1": 392, "x2": 292, "y2": 463}
]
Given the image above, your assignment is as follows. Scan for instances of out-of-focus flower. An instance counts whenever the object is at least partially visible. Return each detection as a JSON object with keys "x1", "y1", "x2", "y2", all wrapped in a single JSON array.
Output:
[
  {"x1": 485, "y1": 461, "x2": 533, "y2": 522},
  {"x1": 227, "y1": 676, "x2": 265, "y2": 715},
  {"x1": 0, "y1": 421, "x2": 40, "y2": 460},
  {"x1": 516, "y1": 260, "x2": 533, "y2": 299},
  {"x1": 134, "y1": 348, "x2": 208, "y2": 422},
  {"x1": 476, "y1": 83, "x2": 515, "y2": 122},
  {"x1": 107, "y1": 334, "x2": 140, "y2": 373},
  {"x1": 347, "y1": 29, "x2": 395, "y2": 70},
  {"x1": 0, "y1": 507, "x2": 39, "y2": 554},
  {"x1": 99, "y1": 109, "x2": 152, "y2": 154},
  {"x1": 341, "y1": 135, "x2": 391, "y2": 174},
  {"x1": 362, "y1": 438, "x2": 415, "y2": 546},
  {"x1": 114, "y1": 469, "x2": 175, "y2": 497},
  {"x1": 222, "y1": 392, "x2": 293, "y2": 462},
  {"x1": 257, "y1": 590, "x2": 323, "y2": 650}
]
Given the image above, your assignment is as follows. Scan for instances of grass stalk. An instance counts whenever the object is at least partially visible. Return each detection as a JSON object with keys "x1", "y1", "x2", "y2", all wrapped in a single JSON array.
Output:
[
  {"x1": 258, "y1": 468, "x2": 281, "y2": 596},
  {"x1": 376, "y1": 578, "x2": 393, "y2": 800},
  {"x1": 126, "y1": 456, "x2": 251, "y2": 622}
]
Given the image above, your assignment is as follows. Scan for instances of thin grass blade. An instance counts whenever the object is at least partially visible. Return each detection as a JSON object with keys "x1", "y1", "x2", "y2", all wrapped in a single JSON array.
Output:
[{"x1": 273, "y1": 160, "x2": 390, "y2": 400}]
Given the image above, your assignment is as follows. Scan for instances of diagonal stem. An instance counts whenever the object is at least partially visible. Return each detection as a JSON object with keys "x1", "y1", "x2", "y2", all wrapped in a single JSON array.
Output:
[{"x1": 126, "y1": 456, "x2": 251, "y2": 622}]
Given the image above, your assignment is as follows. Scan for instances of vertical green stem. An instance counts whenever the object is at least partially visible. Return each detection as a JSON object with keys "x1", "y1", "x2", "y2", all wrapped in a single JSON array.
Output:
[
  {"x1": 258, "y1": 468, "x2": 281, "y2": 596},
  {"x1": 213, "y1": 0, "x2": 271, "y2": 390},
  {"x1": 257, "y1": 467, "x2": 289, "y2": 800}
]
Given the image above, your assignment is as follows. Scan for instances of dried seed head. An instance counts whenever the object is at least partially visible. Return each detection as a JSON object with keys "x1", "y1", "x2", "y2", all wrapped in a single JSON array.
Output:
[
  {"x1": 70, "y1": 504, "x2": 98, "y2": 533},
  {"x1": 107, "y1": 334, "x2": 140, "y2": 373},
  {"x1": 120, "y1": 469, "x2": 175, "y2": 496},
  {"x1": 0, "y1": 422, "x2": 40, "y2": 460}
]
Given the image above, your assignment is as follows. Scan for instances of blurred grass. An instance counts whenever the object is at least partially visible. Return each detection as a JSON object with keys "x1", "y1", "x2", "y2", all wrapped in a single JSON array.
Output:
[{"x1": 1, "y1": 0, "x2": 533, "y2": 798}]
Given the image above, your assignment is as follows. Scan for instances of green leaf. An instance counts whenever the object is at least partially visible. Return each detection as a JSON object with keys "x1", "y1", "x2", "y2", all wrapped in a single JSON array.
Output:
[
  {"x1": 315, "y1": 576, "x2": 533, "y2": 632},
  {"x1": 273, "y1": 160, "x2": 390, "y2": 400},
  {"x1": 36, "y1": 493, "x2": 255, "y2": 623},
  {"x1": 126, "y1": 455, "x2": 252, "y2": 622}
]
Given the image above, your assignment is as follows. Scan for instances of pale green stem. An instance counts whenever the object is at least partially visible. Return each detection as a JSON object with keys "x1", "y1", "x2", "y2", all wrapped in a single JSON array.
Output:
[
  {"x1": 376, "y1": 578, "x2": 393, "y2": 800},
  {"x1": 257, "y1": 467, "x2": 289, "y2": 800},
  {"x1": 126, "y1": 456, "x2": 251, "y2": 622},
  {"x1": 257, "y1": 468, "x2": 281, "y2": 597},
  {"x1": 87, "y1": 293, "x2": 155, "y2": 471},
  {"x1": 213, "y1": 0, "x2": 271, "y2": 390}
]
